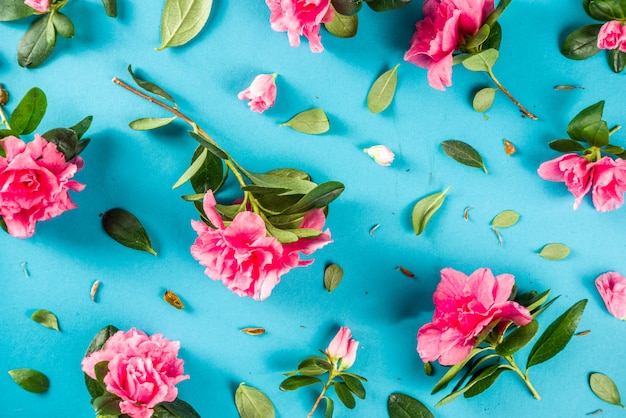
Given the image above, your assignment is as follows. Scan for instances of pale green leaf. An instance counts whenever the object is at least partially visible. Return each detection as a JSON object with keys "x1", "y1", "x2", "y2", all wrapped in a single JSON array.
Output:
[
  {"x1": 411, "y1": 187, "x2": 450, "y2": 235},
  {"x1": 158, "y1": 0, "x2": 213, "y2": 50},
  {"x1": 589, "y1": 372, "x2": 624, "y2": 407},
  {"x1": 324, "y1": 10, "x2": 358, "y2": 38},
  {"x1": 491, "y1": 210, "x2": 520, "y2": 228},
  {"x1": 461, "y1": 49, "x2": 499, "y2": 72},
  {"x1": 129, "y1": 117, "x2": 177, "y2": 131},
  {"x1": 31, "y1": 309, "x2": 60, "y2": 331},
  {"x1": 172, "y1": 147, "x2": 207, "y2": 189},
  {"x1": 280, "y1": 108, "x2": 329, "y2": 134},
  {"x1": 538, "y1": 243, "x2": 570, "y2": 260},
  {"x1": 367, "y1": 64, "x2": 399, "y2": 113},
  {"x1": 234, "y1": 383, "x2": 276, "y2": 418},
  {"x1": 473, "y1": 88, "x2": 496, "y2": 113},
  {"x1": 324, "y1": 264, "x2": 344, "y2": 292}
]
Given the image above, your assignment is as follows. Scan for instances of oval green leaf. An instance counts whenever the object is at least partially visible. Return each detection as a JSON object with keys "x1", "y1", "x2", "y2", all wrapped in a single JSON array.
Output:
[
  {"x1": 42, "y1": 128, "x2": 78, "y2": 161},
  {"x1": 495, "y1": 320, "x2": 538, "y2": 357},
  {"x1": 367, "y1": 64, "x2": 399, "y2": 114},
  {"x1": 93, "y1": 394, "x2": 122, "y2": 415},
  {"x1": 190, "y1": 145, "x2": 226, "y2": 194},
  {"x1": 538, "y1": 243, "x2": 570, "y2": 261},
  {"x1": 102, "y1": 208, "x2": 157, "y2": 256},
  {"x1": 0, "y1": 0, "x2": 34, "y2": 22},
  {"x1": 441, "y1": 140, "x2": 487, "y2": 173},
  {"x1": 342, "y1": 374, "x2": 365, "y2": 399},
  {"x1": 235, "y1": 383, "x2": 276, "y2": 418},
  {"x1": 157, "y1": 0, "x2": 213, "y2": 50},
  {"x1": 561, "y1": 25, "x2": 602, "y2": 60},
  {"x1": 387, "y1": 392, "x2": 434, "y2": 418},
  {"x1": 280, "y1": 108, "x2": 329, "y2": 134},
  {"x1": 491, "y1": 210, "x2": 520, "y2": 228},
  {"x1": 567, "y1": 100, "x2": 604, "y2": 143},
  {"x1": 324, "y1": 10, "x2": 358, "y2": 38},
  {"x1": 473, "y1": 87, "x2": 496, "y2": 113},
  {"x1": 18, "y1": 15, "x2": 56, "y2": 68},
  {"x1": 548, "y1": 139, "x2": 586, "y2": 153},
  {"x1": 281, "y1": 180, "x2": 345, "y2": 215},
  {"x1": 334, "y1": 381, "x2": 356, "y2": 409},
  {"x1": 8, "y1": 368, "x2": 49, "y2": 393},
  {"x1": 10, "y1": 87, "x2": 47, "y2": 135},
  {"x1": 102, "y1": 0, "x2": 117, "y2": 17},
  {"x1": 52, "y1": 12, "x2": 74, "y2": 38},
  {"x1": 412, "y1": 186, "x2": 450, "y2": 236},
  {"x1": 526, "y1": 299, "x2": 587, "y2": 369},
  {"x1": 366, "y1": 0, "x2": 411, "y2": 12},
  {"x1": 324, "y1": 263, "x2": 344, "y2": 293},
  {"x1": 589, "y1": 372, "x2": 624, "y2": 407},
  {"x1": 158, "y1": 398, "x2": 202, "y2": 418},
  {"x1": 463, "y1": 366, "x2": 507, "y2": 398},
  {"x1": 279, "y1": 375, "x2": 322, "y2": 391},
  {"x1": 461, "y1": 49, "x2": 499, "y2": 72},
  {"x1": 31, "y1": 309, "x2": 60, "y2": 331},
  {"x1": 129, "y1": 116, "x2": 177, "y2": 131},
  {"x1": 332, "y1": 0, "x2": 362, "y2": 15}
]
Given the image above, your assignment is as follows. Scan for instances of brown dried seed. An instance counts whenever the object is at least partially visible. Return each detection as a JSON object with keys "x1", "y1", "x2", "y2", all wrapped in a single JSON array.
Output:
[
  {"x1": 554, "y1": 85, "x2": 584, "y2": 90},
  {"x1": 164, "y1": 290, "x2": 184, "y2": 309},
  {"x1": 397, "y1": 266, "x2": 415, "y2": 278},
  {"x1": 90, "y1": 280, "x2": 100, "y2": 302},
  {"x1": 240, "y1": 327, "x2": 266, "y2": 335},
  {"x1": 575, "y1": 330, "x2": 591, "y2": 336},
  {"x1": 503, "y1": 139, "x2": 517, "y2": 156}
]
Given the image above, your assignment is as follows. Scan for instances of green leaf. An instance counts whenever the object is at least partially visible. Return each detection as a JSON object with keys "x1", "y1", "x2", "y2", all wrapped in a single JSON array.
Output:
[
  {"x1": 484, "y1": 0, "x2": 511, "y2": 27},
  {"x1": 324, "y1": 10, "x2": 358, "y2": 38},
  {"x1": 0, "y1": 0, "x2": 33, "y2": 21},
  {"x1": 581, "y1": 120, "x2": 610, "y2": 147},
  {"x1": 159, "y1": 398, "x2": 202, "y2": 418},
  {"x1": 463, "y1": 24, "x2": 490, "y2": 51},
  {"x1": 188, "y1": 130, "x2": 229, "y2": 160},
  {"x1": 334, "y1": 382, "x2": 356, "y2": 409},
  {"x1": 18, "y1": 15, "x2": 56, "y2": 68},
  {"x1": 8, "y1": 368, "x2": 49, "y2": 393},
  {"x1": 387, "y1": 393, "x2": 434, "y2": 418},
  {"x1": 367, "y1": 64, "x2": 399, "y2": 114},
  {"x1": 279, "y1": 375, "x2": 323, "y2": 391},
  {"x1": 526, "y1": 299, "x2": 587, "y2": 369},
  {"x1": 281, "y1": 181, "x2": 345, "y2": 215},
  {"x1": 324, "y1": 397, "x2": 334, "y2": 418},
  {"x1": 496, "y1": 320, "x2": 538, "y2": 356},
  {"x1": 548, "y1": 139, "x2": 586, "y2": 153},
  {"x1": 441, "y1": 140, "x2": 487, "y2": 173},
  {"x1": 157, "y1": 0, "x2": 213, "y2": 50},
  {"x1": 463, "y1": 366, "x2": 507, "y2": 398},
  {"x1": 235, "y1": 383, "x2": 276, "y2": 418},
  {"x1": 45, "y1": 16, "x2": 56, "y2": 46},
  {"x1": 491, "y1": 210, "x2": 520, "y2": 228},
  {"x1": 589, "y1": 372, "x2": 624, "y2": 407},
  {"x1": 608, "y1": 48, "x2": 626, "y2": 73},
  {"x1": 84, "y1": 325, "x2": 119, "y2": 357},
  {"x1": 538, "y1": 243, "x2": 570, "y2": 261},
  {"x1": 411, "y1": 186, "x2": 450, "y2": 236},
  {"x1": 588, "y1": 0, "x2": 626, "y2": 20},
  {"x1": 324, "y1": 263, "x2": 344, "y2": 293},
  {"x1": 423, "y1": 362, "x2": 433, "y2": 376},
  {"x1": 431, "y1": 347, "x2": 489, "y2": 394},
  {"x1": 128, "y1": 65, "x2": 176, "y2": 103},
  {"x1": 102, "y1": 208, "x2": 157, "y2": 256},
  {"x1": 280, "y1": 108, "x2": 329, "y2": 134},
  {"x1": 366, "y1": 0, "x2": 411, "y2": 12},
  {"x1": 10, "y1": 87, "x2": 47, "y2": 135},
  {"x1": 173, "y1": 147, "x2": 208, "y2": 189},
  {"x1": 93, "y1": 394, "x2": 122, "y2": 415},
  {"x1": 461, "y1": 49, "x2": 499, "y2": 72},
  {"x1": 70, "y1": 115, "x2": 93, "y2": 140},
  {"x1": 342, "y1": 374, "x2": 366, "y2": 399},
  {"x1": 604, "y1": 145, "x2": 625, "y2": 155},
  {"x1": 482, "y1": 21, "x2": 501, "y2": 51},
  {"x1": 190, "y1": 145, "x2": 226, "y2": 194},
  {"x1": 52, "y1": 12, "x2": 74, "y2": 38},
  {"x1": 331, "y1": 0, "x2": 362, "y2": 15},
  {"x1": 31, "y1": 309, "x2": 60, "y2": 331},
  {"x1": 297, "y1": 357, "x2": 331, "y2": 377},
  {"x1": 561, "y1": 25, "x2": 602, "y2": 60},
  {"x1": 41, "y1": 128, "x2": 78, "y2": 161},
  {"x1": 567, "y1": 100, "x2": 604, "y2": 142},
  {"x1": 129, "y1": 116, "x2": 177, "y2": 131},
  {"x1": 246, "y1": 172, "x2": 316, "y2": 196},
  {"x1": 472, "y1": 87, "x2": 496, "y2": 113},
  {"x1": 101, "y1": 0, "x2": 117, "y2": 17}
]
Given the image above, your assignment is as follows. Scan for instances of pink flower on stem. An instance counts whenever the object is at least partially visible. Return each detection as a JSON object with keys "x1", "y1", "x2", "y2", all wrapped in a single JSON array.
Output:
[
  {"x1": 417, "y1": 267, "x2": 532, "y2": 366},
  {"x1": 595, "y1": 272, "x2": 626, "y2": 320},
  {"x1": 363, "y1": 145, "x2": 395, "y2": 166},
  {"x1": 589, "y1": 156, "x2": 626, "y2": 212},
  {"x1": 238, "y1": 73, "x2": 278, "y2": 114},
  {"x1": 326, "y1": 326, "x2": 359, "y2": 370},
  {"x1": 81, "y1": 328, "x2": 189, "y2": 418},
  {"x1": 265, "y1": 0, "x2": 334, "y2": 53},
  {"x1": 24, "y1": 0, "x2": 49, "y2": 13},
  {"x1": 597, "y1": 20, "x2": 626, "y2": 52},
  {"x1": 0, "y1": 135, "x2": 85, "y2": 238},
  {"x1": 537, "y1": 153, "x2": 593, "y2": 210},
  {"x1": 404, "y1": 0, "x2": 494, "y2": 90}
]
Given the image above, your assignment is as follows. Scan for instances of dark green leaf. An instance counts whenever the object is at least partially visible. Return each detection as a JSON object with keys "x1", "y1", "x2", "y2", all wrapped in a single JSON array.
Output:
[
  {"x1": 435, "y1": 364, "x2": 502, "y2": 407},
  {"x1": 93, "y1": 394, "x2": 122, "y2": 415},
  {"x1": 0, "y1": 0, "x2": 34, "y2": 21},
  {"x1": 8, "y1": 368, "x2": 49, "y2": 393},
  {"x1": 190, "y1": 145, "x2": 226, "y2": 194},
  {"x1": 129, "y1": 116, "x2": 176, "y2": 130},
  {"x1": 387, "y1": 393, "x2": 434, "y2": 418},
  {"x1": 75, "y1": 138, "x2": 91, "y2": 156},
  {"x1": 157, "y1": 0, "x2": 213, "y2": 50},
  {"x1": 84, "y1": 325, "x2": 119, "y2": 357},
  {"x1": 235, "y1": 383, "x2": 276, "y2": 418},
  {"x1": 366, "y1": 0, "x2": 411, "y2": 12},
  {"x1": 331, "y1": 0, "x2": 362, "y2": 15},
  {"x1": 431, "y1": 347, "x2": 489, "y2": 394},
  {"x1": 280, "y1": 181, "x2": 345, "y2": 215},
  {"x1": 463, "y1": 24, "x2": 490, "y2": 51},
  {"x1": 128, "y1": 65, "x2": 176, "y2": 103},
  {"x1": 463, "y1": 366, "x2": 507, "y2": 398},
  {"x1": 496, "y1": 320, "x2": 538, "y2": 356},
  {"x1": 324, "y1": 263, "x2": 344, "y2": 293},
  {"x1": 342, "y1": 374, "x2": 365, "y2": 399},
  {"x1": 102, "y1": 0, "x2": 117, "y2": 17},
  {"x1": 588, "y1": 0, "x2": 626, "y2": 20},
  {"x1": 526, "y1": 299, "x2": 587, "y2": 369},
  {"x1": 589, "y1": 372, "x2": 624, "y2": 407},
  {"x1": 281, "y1": 108, "x2": 330, "y2": 134},
  {"x1": 461, "y1": 49, "x2": 499, "y2": 72},
  {"x1": 608, "y1": 49, "x2": 626, "y2": 73},
  {"x1": 567, "y1": 100, "x2": 605, "y2": 142},
  {"x1": 604, "y1": 145, "x2": 625, "y2": 155},
  {"x1": 367, "y1": 64, "x2": 399, "y2": 113},
  {"x1": 70, "y1": 115, "x2": 93, "y2": 140},
  {"x1": 52, "y1": 12, "x2": 74, "y2": 38},
  {"x1": 173, "y1": 147, "x2": 208, "y2": 189},
  {"x1": 10, "y1": 87, "x2": 47, "y2": 135},
  {"x1": 279, "y1": 375, "x2": 323, "y2": 391},
  {"x1": 45, "y1": 16, "x2": 56, "y2": 46},
  {"x1": 549, "y1": 139, "x2": 586, "y2": 152},
  {"x1": 581, "y1": 120, "x2": 610, "y2": 147},
  {"x1": 18, "y1": 15, "x2": 56, "y2": 68},
  {"x1": 423, "y1": 362, "x2": 433, "y2": 376},
  {"x1": 334, "y1": 382, "x2": 356, "y2": 409},
  {"x1": 441, "y1": 140, "x2": 487, "y2": 173},
  {"x1": 42, "y1": 128, "x2": 78, "y2": 161},
  {"x1": 102, "y1": 208, "x2": 157, "y2": 256},
  {"x1": 325, "y1": 397, "x2": 334, "y2": 418},
  {"x1": 538, "y1": 243, "x2": 570, "y2": 261},
  {"x1": 491, "y1": 210, "x2": 519, "y2": 228},
  {"x1": 247, "y1": 172, "x2": 316, "y2": 196},
  {"x1": 0, "y1": 130, "x2": 18, "y2": 141},
  {"x1": 482, "y1": 21, "x2": 501, "y2": 51},
  {"x1": 411, "y1": 186, "x2": 450, "y2": 236},
  {"x1": 561, "y1": 25, "x2": 602, "y2": 60},
  {"x1": 188, "y1": 131, "x2": 229, "y2": 160},
  {"x1": 31, "y1": 309, "x2": 60, "y2": 331},
  {"x1": 93, "y1": 361, "x2": 109, "y2": 384},
  {"x1": 297, "y1": 357, "x2": 330, "y2": 376},
  {"x1": 159, "y1": 398, "x2": 202, "y2": 418},
  {"x1": 325, "y1": 10, "x2": 358, "y2": 38},
  {"x1": 473, "y1": 87, "x2": 496, "y2": 113}
]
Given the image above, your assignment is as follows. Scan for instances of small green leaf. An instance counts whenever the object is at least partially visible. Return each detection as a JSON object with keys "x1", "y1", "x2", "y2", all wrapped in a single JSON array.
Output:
[
  {"x1": 387, "y1": 392, "x2": 434, "y2": 418},
  {"x1": 604, "y1": 145, "x2": 625, "y2": 155},
  {"x1": 608, "y1": 48, "x2": 626, "y2": 73},
  {"x1": 324, "y1": 264, "x2": 344, "y2": 293},
  {"x1": 281, "y1": 181, "x2": 345, "y2": 215},
  {"x1": 561, "y1": 25, "x2": 602, "y2": 60},
  {"x1": 101, "y1": 0, "x2": 117, "y2": 17},
  {"x1": 157, "y1": 0, "x2": 213, "y2": 50},
  {"x1": 473, "y1": 88, "x2": 496, "y2": 113},
  {"x1": 334, "y1": 382, "x2": 356, "y2": 409},
  {"x1": 538, "y1": 243, "x2": 570, "y2": 261},
  {"x1": 342, "y1": 374, "x2": 366, "y2": 399},
  {"x1": 423, "y1": 362, "x2": 433, "y2": 376},
  {"x1": 45, "y1": 15, "x2": 56, "y2": 46},
  {"x1": 10, "y1": 87, "x2": 47, "y2": 135},
  {"x1": 589, "y1": 372, "x2": 624, "y2": 407},
  {"x1": 411, "y1": 187, "x2": 450, "y2": 236},
  {"x1": 31, "y1": 309, "x2": 60, "y2": 331},
  {"x1": 366, "y1": 0, "x2": 411, "y2": 12},
  {"x1": 280, "y1": 108, "x2": 329, "y2": 134},
  {"x1": 461, "y1": 49, "x2": 499, "y2": 72},
  {"x1": 331, "y1": 0, "x2": 362, "y2": 15},
  {"x1": 190, "y1": 145, "x2": 226, "y2": 194},
  {"x1": 581, "y1": 120, "x2": 610, "y2": 147},
  {"x1": 0, "y1": 0, "x2": 34, "y2": 22},
  {"x1": 588, "y1": 0, "x2": 626, "y2": 20},
  {"x1": 324, "y1": 10, "x2": 358, "y2": 38},
  {"x1": 548, "y1": 139, "x2": 586, "y2": 153},
  {"x1": 188, "y1": 131, "x2": 229, "y2": 160},
  {"x1": 52, "y1": 12, "x2": 74, "y2": 38},
  {"x1": 8, "y1": 368, "x2": 49, "y2": 393},
  {"x1": 102, "y1": 208, "x2": 157, "y2": 256},
  {"x1": 128, "y1": 65, "x2": 176, "y2": 103},
  {"x1": 18, "y1": 15, "x2": 56, "y2": 68},
  {"x1": 324, "y1": 397, "x2": 334, "y2": 418},
  {"x1": 93, "y1": 394, "x2": 122, "y2": 415},
  {"x1": 159, "y1": 398, "x2": 202, "y2": 418},
  {"x1": 567, "y1": 100, "x2": 604, "y2": 143},
  {"x1": 491, "y1": 210, "x2": 520, "y2": 228},
  {"x1": 495, "y1": 320, "x2": 538, "y2": 357},
  {"x1": 129, "y1": 116, "x2": 176, "y2": 131},
  {"x1": 70, "y1": 115, "x2": 93, "y2": 140},
  {"x1": 297, "y1": 357, "x2": 330, "y2": 376},
  {"x1": 441, "y1": 140, "x2": 487, "y2": 173},
  {"x1": 431, "y1": 347, "x2": 489, "y2": 394},
  {"x1": 526, "y1": 299, "x2": 587, "y2": 369},
  {"x1": 463, "y1": 366, "x2": 507, "y2": 398},
  {"x1": 279, "y1": 375, "x2": 323, "y2": 391},
  {"x1": 463, "y1": 24, "x2": 490, "y2": 51},
  {"x1": 173, "y1": 147, "x2": 208, "y2": 189},
  {"x1": 235, "y1": 383, "x2": 276, "y2": 418},
  {"x1": 41, "y1": 128, "x2": 78, "y2": 161},
  {"x1": 367, "y1": 64, "x2": 399, "y2": 114},
  {"x1": 482, "y1": 21, "x2": 502, "y2": 51}
]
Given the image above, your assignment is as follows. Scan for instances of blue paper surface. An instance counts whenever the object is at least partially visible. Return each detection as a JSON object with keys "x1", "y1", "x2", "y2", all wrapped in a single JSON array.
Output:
[{"x1": 1, "y1": 1, "x2": 626, "y2": 417}]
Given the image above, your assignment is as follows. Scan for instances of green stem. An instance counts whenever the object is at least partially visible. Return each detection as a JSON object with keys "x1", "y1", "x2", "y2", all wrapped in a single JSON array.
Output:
[
  {"x1": 308, "y1": 370, "x2": 337, "y2": 418},
  {"x1": 0, "y1": 84, "x2": 10, "y2": 130},
  {"x1": 503, "y1": 356, "x2": 541, "y2": 400},
  {"x1": 487, "y1": 70, "x2": 538, "y2": 120},
  {"x1": 609, "y1": 125, "x2": 622, "y2": 136}
]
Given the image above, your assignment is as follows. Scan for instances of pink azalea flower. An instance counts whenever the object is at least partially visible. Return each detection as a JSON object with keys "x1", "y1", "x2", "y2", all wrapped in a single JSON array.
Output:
[
  {"x1": 0, "y1": 135, "x2": 85, "y2": 238},
  {"x1": 597, "y1": 20, "x2": 626, "y2": 52},
  {"x1": 404, "y1": 0, "x2": 494, "y2": 90},
  {"x1": 363, "y1": 145, "x2": 395, "y2": 166},
  {"x1": 238, "y1": 73, "x2": 277, "y2": 114},
  {"x1": 595, "y1": 272, "x2": 626, "y2": 320},
  {"x1": 589, "y1": 156, "x2": 626, "y2": 212},
  {"x1": 417, "y1": 267, "x2": 532, "y2": 366},
  {"x1": 326, "y1": 326, "x2": 359, "y2": 370},
  {"x1": 81, "y1": 328, "x2": 189, "y2": 418},
  {"x1": 537, "y1": 153, "x2": 593, "y2": 210},
  {"x1": 24, "y1": 0, "x2": 49, "y2": 13},
  {"x1": 265, "y1": 0, "x2": 334, "y2": 53}
]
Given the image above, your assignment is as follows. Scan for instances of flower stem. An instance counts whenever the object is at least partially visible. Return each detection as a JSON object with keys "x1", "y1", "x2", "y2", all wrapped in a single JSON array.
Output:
[
  {"x1": 609, "y1": 125, "x2": 622, "y2": 136},
  {"x1": 487, "y1": 70, "x2": 538, "y2": 120},
  {"x1": 504, "y1": 356, "x2": 541, "y2": 400},
  {"x1": 308, "y1": 370, "x2": 336, "y2": 418},
  {"x1": 0, "y1": 84, "x2": 10, "y2": 131}
]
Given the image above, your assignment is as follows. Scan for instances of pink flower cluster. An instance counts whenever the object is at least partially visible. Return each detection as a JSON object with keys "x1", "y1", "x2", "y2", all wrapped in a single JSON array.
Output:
[
  {"x1": 538, "y1": 153, "x2": 626, "y2": 212},
  {"x1": 265, "y1": 0, "x2": 334, "y2": 53},
  {"x1": 417, "y1": 267, "x2": 532, "y2": 366},
  {"x1": 326, "y1": 326, "x2": 359, "y2": 370},
  {"x1": 238, "y1": 73, "x2": 277, "y2": 113},
  {"x1": 404, "y1": 0, "x2": 494, "y2": 90},
  {"x1": 190, "y1": 190, "x2": 332, "y2": 300},
  {"x1": 24, "y1": 0, "x2": 49, "y2": 13},
  {"x1": 0, "y1": 135, "x2": 85, "y2": 238},
  {"x1": 81, "y1": 328, "x2": 189, "y2": 418},
  {"x1": 595, "y1": 271, "x2": 626, "y2": 320},
  {"x1": 597, "y1": 21, "x2": 626, "y2": 52}
]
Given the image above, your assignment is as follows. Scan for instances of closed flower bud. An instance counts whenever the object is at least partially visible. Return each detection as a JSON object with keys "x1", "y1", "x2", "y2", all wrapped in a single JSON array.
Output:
[
  {"x1": 326, "y1": 326, "x2": 359, "y2": 370},
  {"x1": 238, "y1": 73, "x2": 277, "y2": 114},
  {"x1": 363, "y1": 145, "x2": 395, "y2": 166}
]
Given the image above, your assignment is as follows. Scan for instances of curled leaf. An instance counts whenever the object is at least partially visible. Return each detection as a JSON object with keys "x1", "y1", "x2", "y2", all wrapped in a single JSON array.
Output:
[
  {"x1": 412, "y1": 187, "x2": 450, "y2": 236},
  {"x1": 31, "y1": 309, "x2": 60, "y2": 331},
  {"x1": 280, "y1": 108, "x2": 329, "y2": 134},
  {"x1": 102, "y1": 208, "x2": 157, "y2": 256},
  {"x1": 8, "y1": 368, "x2": 49, "y2": 393}
]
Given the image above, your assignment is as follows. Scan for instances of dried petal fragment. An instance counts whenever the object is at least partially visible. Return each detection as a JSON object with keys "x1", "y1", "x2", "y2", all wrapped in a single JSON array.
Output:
[
  {"x1": 241, "y1": 327, "x2": 266, "y2": 335},
  {"x1": 164, "y1": 290, "x2": 184, "y2": 309},
  {"x1": 554, "y1": 85, "x2": 584, "y2": 90},
  {"x1": 397, "y1": 266, "x2": 415, "y2": 278},
  {"x1": 369, "y1": 224, "x2": 380, "y2": 237},
  {"x1": 21, "y1": 261, "x2": 29, "y2": 278},
  {"x1": 90, "y1": 280, "x2": 100, "y2": 302},
  {"x1": 463, "y1": 206, "x2": 473, "y2": 221},
  {"x1": 491, "y1": 228, "x2": 503, "y2": 247},
  {"x1": 575, "y1": 330, "x2": 591, "y2": 336},
  {"x1": 503, "y1": 139, "x2": 517, "y2": 155}
]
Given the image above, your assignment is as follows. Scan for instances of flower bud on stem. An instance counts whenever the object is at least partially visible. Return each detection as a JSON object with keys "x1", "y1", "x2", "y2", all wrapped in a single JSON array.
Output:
[{"x1": 308, "y1": 368, "x2": 338, "y2": 418}]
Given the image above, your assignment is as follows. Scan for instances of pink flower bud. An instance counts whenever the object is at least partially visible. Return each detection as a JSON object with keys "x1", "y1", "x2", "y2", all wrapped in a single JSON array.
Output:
[
  {"x1": 326, "y1": 326, "x2": 359, "y2": 370},
  {"x1": 237, "y1": 73, "x2": 277, "y2": 114},
  {"x1": 595, "y1": 272, "x2": 626, "y2": 320},
  {"x1": 597, "y1": 20, "x2": 626, "y2": 52},
  {"x1": 24, "y1": 0, "x2": 49, "y2": 13},
  {"x1": 339, "y1": 339, "x2": 359, "y2": 370},
  {"x1": 363, "y1": 145, "x2": 395, "y2": 166}
]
